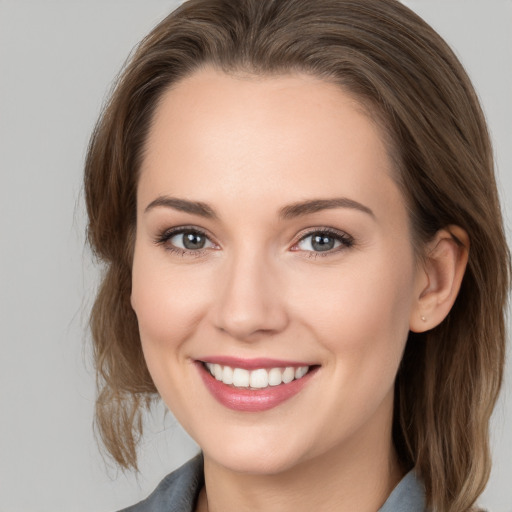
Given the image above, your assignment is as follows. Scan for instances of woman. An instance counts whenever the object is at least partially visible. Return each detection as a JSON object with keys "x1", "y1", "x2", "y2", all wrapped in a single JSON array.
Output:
[{"x1": 84, "y1": 0, "x2": 510, "y2": 511}]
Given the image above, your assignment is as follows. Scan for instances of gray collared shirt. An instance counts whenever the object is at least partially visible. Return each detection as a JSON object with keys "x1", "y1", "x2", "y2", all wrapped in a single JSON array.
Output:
[{"x1": 119, "y1": 454, "x2": 426, "y2": 512}]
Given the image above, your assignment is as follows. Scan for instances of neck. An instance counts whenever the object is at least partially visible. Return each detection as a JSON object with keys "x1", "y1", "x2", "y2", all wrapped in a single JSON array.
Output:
[{"x1": 197, "y1": 424, "x2": 403, "y2": 512}]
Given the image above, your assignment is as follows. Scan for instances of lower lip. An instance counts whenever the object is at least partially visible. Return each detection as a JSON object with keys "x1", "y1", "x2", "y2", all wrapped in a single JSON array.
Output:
[{"x1": 196, "y1": 362, "x2": 317, "y2": 412}]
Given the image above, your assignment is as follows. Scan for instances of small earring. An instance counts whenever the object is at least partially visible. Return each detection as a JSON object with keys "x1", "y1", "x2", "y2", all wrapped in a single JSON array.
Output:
[{"x1": 421, "y1": 315, "x2": 427, "y2": 322}]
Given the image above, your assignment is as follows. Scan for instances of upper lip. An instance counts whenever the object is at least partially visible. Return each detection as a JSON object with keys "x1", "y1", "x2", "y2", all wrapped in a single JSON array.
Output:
[{"x1": 198, "y1": 356, "x2": 316, "y2": 370}]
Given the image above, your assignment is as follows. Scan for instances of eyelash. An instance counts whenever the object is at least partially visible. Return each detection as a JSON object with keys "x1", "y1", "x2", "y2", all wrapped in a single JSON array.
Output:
[
  {"x1": 154, "y1": 226, "x2": 217, "y2": 256},
  {"x1": 292, "y1": 227, "x2": 354, "y2": 258},
  {"x1": 154, "y1": 226, "x2": 354, "y2": 257}
]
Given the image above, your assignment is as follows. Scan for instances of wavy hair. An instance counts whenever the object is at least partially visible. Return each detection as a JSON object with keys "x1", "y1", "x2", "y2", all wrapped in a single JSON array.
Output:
[{"x1": 84, "y1": 1, "x2": 510, "y2": 510}]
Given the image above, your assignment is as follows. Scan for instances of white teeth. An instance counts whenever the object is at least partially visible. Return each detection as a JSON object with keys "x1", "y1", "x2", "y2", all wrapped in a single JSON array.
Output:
[
  {"x1": 250, "y1": 368, "x2": 269, "y2": 388},
  {"x1": 222, "y1": 365, "x2": 234, "y2": 385},
  {"x1": 268, "y1": 367, "x2": 282, "y2": 386},
  {"x1": 295, "y1": 366, "x2": 308, "y2": 379},
  {"x1": 213, "y1": 364, "x2": 223, "y2": 381},
  {"x1": 205, "y1": 363, "x2": 310, "y2": 389},
  {"x1": 232, "y1": 368, "x2": 250, "y2": 387},
  {"x1": 282, "y1": 367, "x2": 295, "y2": 383}
]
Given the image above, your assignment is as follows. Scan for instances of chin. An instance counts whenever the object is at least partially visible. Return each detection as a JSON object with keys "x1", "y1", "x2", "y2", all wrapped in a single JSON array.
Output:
[
  {"x1": 208, "y1": 451, "x2": 305, "y2": 476},
  {"x1": 201, "y1": 430, "x2": 316, "y2": 476}
]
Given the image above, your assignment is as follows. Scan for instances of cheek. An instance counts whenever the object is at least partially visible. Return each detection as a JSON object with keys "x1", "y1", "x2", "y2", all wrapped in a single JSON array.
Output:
[
  {"x1": 130, "y1": 247, "x2": 214, "y2": 418},
  {"x1": 130, "y1": 247, "x2": 212, "y2": 353},
  {"x1": 293, "y1": 254, "x2": 416, "y2": 433},
  {"x1": 292, "y1": 252, "x2": 415, "y2": 367}
]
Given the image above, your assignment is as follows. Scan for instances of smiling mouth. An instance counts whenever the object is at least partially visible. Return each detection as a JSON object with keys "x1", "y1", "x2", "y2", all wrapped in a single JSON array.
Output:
[
  {"x1": 197, "y1": 360, "x2": 319, "y2": 411},
  {"x1": 203, "y1": 362, "x2": 312, "y2": 389}
]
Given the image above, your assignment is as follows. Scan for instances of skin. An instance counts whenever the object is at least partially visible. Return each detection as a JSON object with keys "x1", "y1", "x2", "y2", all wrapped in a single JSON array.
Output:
[{"x1": 131, "y1": 67, "x2": 468, "y2": 512}]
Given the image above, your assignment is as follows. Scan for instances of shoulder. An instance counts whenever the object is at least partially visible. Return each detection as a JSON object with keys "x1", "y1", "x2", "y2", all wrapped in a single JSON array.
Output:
[
  {"x1": 378, "y1": 470, "x2": 427, "y2": 512},
  {"x1": 117, "y1": 454, "x2": 204, "y2": 512}
]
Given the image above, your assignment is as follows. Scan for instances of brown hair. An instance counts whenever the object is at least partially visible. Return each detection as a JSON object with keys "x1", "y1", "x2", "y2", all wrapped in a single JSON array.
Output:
[{"x1": 84, "y1": 1, "x2": 510, "y2": 510}]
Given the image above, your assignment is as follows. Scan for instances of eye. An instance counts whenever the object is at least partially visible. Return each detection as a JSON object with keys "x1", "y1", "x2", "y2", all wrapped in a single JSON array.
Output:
[
  {"x1": 155, "y1": 227, "x2": 216, "y2": 254},
  {"x1": 294, "y1": 229, "x2": 353, "y2": 253},
  {"x1": 170, "y1": 230, "x2": 214, "y2": 250}
]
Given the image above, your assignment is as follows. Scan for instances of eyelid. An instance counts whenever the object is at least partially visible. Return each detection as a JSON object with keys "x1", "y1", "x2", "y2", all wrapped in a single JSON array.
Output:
[
  {"x1": 153, "y1": 225, "x2": 353, "y2": 256},
  {"x1": 153, "y1": 225, "x2": 219, "y2": 255},
  {"x1": 290, "y1": 227, "x2": 354, "y2": 253}
]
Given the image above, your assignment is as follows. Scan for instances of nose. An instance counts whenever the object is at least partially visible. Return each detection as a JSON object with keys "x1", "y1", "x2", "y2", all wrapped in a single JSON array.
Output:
[{"x1": 212, "y1": 249, "x2": 289, "y2": 341}]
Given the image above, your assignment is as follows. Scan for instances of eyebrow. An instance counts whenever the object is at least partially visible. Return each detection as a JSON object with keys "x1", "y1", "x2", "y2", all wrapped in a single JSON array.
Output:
[
  {"x1": 144, "y1": 196, "x2": 218, "y2": 219},
  {"x1": 144, "y1": 196, "x2": 374, "y2": 220},
  {"x1": 279, "y1": 198, "x2": 374, "y2": 219}
]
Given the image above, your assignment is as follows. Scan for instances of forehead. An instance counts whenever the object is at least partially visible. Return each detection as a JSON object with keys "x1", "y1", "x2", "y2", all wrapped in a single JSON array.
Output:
[{"x1": 139, "y1": 67, "x2": 403, "y2": 219}]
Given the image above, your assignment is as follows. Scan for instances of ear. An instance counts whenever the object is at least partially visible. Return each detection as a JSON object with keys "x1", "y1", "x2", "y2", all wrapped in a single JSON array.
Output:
[{"x1": 409, "y1": 226, "x2": 469, "y2": 333}]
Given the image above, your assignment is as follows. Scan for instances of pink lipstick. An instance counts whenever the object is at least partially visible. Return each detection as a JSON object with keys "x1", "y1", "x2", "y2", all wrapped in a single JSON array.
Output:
[{"x1": 196, "y1": 358, "x2": 318, "y2": 412}]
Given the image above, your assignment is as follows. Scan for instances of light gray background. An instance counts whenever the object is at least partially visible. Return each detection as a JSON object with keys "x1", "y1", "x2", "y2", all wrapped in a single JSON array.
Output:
[{"x1": 0, "y1": 1, "x2": 510, "y2": 511}]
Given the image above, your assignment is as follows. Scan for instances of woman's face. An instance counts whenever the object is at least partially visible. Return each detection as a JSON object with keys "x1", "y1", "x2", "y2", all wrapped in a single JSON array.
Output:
[{"x1": 131, "y1": 68, "x2": 424, "y2": 474}]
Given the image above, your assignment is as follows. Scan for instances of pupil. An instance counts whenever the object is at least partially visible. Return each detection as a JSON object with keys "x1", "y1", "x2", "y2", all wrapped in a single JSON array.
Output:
[
  {"x1": 183, "y1": 232, "x2": 205, "y2": 250},
  {"x1": 312, "y1": 234, "x2": 334, "y2": 251}
]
